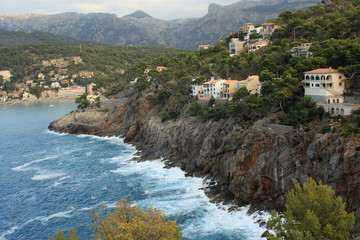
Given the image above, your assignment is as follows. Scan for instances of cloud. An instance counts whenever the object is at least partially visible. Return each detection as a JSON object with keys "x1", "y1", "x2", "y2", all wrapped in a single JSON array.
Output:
[{"x1": 71, "y1": 3, "x2": 107, "y2": 13}]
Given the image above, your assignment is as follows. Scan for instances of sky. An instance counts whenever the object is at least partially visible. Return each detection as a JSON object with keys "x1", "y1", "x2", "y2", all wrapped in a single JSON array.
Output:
[{"x1": 0, "y1": 0, "x2": 241, "y2": 20}]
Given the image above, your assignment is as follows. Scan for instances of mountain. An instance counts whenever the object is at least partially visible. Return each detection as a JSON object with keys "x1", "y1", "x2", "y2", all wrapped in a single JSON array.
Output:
[
  {"x1": 0, "y1": 29, "x2": 99, "y2": 47},
  {"x1": 0, "y1": 0, "x2": 321, "y2": 49},
  {"x1": 125, "y1": 10, "x2": 153, "y2": 19}
]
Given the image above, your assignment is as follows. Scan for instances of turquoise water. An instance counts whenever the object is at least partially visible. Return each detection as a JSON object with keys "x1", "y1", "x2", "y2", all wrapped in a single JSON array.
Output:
[{"x1": 0, "y1": 102, "x2": 267, "y2": 240}]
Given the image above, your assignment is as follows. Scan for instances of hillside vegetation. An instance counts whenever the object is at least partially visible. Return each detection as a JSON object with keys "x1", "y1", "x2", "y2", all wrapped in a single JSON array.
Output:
[
  {"x1": 105, "y1": 0, "x2": 359, "y2": 131},
  {"x1": 0, "y1": 29, "x2": 99, "y2": 47}
]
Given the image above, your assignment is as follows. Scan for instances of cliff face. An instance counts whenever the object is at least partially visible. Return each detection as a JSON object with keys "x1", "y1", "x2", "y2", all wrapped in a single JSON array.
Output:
[{"x1": 49, "y1": 94, "x2": 360, "y2": 233}]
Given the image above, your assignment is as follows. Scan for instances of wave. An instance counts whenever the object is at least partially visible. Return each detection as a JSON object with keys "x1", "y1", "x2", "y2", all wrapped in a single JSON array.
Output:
[
  {"x1": 111, "y1": 158, "x2": 269, "y2": 239},
  {"x1": 46, "y1": 129, "x2": 69, "y2": 136},
  {"x1": 11, "y1": 155, "x2": 59, "y2": 171},
  {"x1": 32, "y1": 172, "x2": 66, "y2": 181},
  {"x1": 0, "y1": 209, "x2": 74, "y2": 240},
  {"x1": 11, "y1": 147, "x2": 88, "y2": 172}
]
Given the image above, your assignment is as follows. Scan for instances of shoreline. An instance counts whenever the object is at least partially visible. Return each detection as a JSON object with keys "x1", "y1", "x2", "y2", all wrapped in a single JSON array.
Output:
[{"x1": 0, "y1": 97, "x2": 76, "y2": 106}]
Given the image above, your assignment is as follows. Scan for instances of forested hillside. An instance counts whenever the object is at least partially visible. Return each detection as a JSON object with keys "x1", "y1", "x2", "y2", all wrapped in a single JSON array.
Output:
[
  {"x1": 0, "y1": 30, "x2": 99, "y2": 47},
  {"x1": 114, "y1": 0, "x2": 359, "y2": 123}
]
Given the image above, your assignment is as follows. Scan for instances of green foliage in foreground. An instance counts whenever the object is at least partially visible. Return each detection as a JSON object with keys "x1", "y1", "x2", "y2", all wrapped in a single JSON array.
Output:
[
  {"x1": 49, "y1": 228, "x2": 79, "y2": 240},
  {"x1": 266, "y1": 178, "x2": 355, "y2": 240},
  {"x1": 50, "y1": 199, "x2": 182, "y2": 240}
]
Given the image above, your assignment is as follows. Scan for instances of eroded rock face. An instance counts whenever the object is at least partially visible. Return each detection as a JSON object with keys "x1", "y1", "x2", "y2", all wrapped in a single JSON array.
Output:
[{"x1": 49, "y1": 96, "x2": 360, "y2": 235}]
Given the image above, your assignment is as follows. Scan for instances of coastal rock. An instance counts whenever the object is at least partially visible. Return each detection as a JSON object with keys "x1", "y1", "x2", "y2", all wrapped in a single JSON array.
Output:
[{"x1": 49, "y1": 96, "x2": 360, "y2": 235}]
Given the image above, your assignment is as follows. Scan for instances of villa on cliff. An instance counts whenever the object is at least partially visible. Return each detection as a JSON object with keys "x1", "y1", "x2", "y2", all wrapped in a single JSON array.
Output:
[
  {"x1": 191, "y1": 75, "x2": 261, "y2": 100},
  {"x1": 302, "y1": 67, "x2": 360, "y2": 115},
  {"x1": 229, "y1": 22, "x2": 278, "y2": 56}
]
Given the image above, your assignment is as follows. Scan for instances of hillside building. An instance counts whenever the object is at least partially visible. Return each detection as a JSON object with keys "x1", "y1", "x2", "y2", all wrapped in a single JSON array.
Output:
[
  {"x1": 0, "y1": 70, "x2": 12, "y2": 82},
  {"x1": 229, "y1": 39, "x2": 246, "y2": 56}
]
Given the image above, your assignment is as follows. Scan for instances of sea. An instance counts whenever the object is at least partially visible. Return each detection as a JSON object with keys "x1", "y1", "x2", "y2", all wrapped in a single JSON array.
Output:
[{"x1": 0, "y1": 101, "x2": 268, "y2": 240}]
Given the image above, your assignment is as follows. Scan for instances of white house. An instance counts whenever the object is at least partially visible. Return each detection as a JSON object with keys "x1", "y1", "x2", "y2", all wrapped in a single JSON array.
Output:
[
  {"x1": 197, "y1": 80, "x2": 226, "y2": 100},
  {"x1": 302, "y1": 68, "x2": 360, "y2": 116},
  {"x1": 229, "y1": 38, "x2": 246, "y2": 56},
  {"x1": 302, "y1": 68, "x2": 345, "y2": 102}
]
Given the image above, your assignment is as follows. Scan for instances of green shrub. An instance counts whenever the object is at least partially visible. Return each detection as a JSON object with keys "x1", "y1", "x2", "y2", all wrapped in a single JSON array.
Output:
[
  {"x1": 161, "y1": 111, "x2": 180, "y2": 121},
  {"x1": 320, "y1": 124, "x2": 331, "y2": 134}
]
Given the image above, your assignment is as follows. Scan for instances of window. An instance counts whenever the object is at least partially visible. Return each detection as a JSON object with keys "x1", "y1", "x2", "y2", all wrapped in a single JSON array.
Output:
[
  {"x1": 339, "y1": 83, "x2": 342, "y2": 86},
  {"x1": 305, "y1": 83, "x2": 310, "y2": 87},
  {"x1": 315, "y1": 84, "x2": 320, "y2": 87},
  {"x1": 339, "y1": 76, "x2": 342, "y2": 79},
  {"x1": 328, "y1": 99, "x2": 331, "y2": 104}
]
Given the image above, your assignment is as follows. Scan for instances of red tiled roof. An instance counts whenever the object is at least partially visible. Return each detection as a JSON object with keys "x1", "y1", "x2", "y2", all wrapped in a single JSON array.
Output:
[{"x1": 304, "y1": 68, "x2": 340, "y2": 74}]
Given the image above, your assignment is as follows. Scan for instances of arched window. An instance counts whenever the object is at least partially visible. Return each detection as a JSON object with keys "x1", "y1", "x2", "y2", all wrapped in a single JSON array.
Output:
[
  {"x1": 336, "y1": 108, "x2": 339, "y2": 114},
  {"x1": 328, "y1": 99, "x2": 331, "y2": 104},
  {"x1": 311, "y1": 75, "x2": 315, "y2": 80},
  {"x1": 316, "y1": 75, "x2": 320, "y2": 80},
  {"x1": 331, "y1": 108, "x2": 334, "y2": 114},
  {"x1": 306, "y1": 75, "x2": 310, "y2": 80},
  {"x1": 327, "y1": 75, "x2": 332, "y2": 80},
  {"x1": 340, "y1": 109, "x2": 345, "y2": 115},
  {"x1": 321, "y1": 75, "x2": 325, "y2": 80}
]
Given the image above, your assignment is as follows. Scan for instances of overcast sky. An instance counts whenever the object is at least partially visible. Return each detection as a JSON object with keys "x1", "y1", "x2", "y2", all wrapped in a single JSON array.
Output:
[{"x1": 0, "y1": 0, "x2": 241, "y2": 20}]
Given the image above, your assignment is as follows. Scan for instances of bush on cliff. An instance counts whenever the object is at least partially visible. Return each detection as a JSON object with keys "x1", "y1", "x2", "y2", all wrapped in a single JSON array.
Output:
[
  {"x1": 51, "y1": 199, "x2": 182, "y2": 240},
  {"x1": 92, "y1": 199, "x2": 182, "y2": 240},
  {"x1": 266, "y1": 178, "x2": 355, "y2": 240}
]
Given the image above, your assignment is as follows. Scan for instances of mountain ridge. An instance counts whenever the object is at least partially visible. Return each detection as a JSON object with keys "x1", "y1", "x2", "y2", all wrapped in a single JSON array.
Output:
[{"x1": 0, "y1": 0, "x2": 321, "y2": 49}]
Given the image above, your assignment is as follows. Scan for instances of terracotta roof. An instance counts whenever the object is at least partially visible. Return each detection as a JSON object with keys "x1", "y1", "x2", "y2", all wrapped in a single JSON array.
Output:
[
  {"x1": 222, "y1": 80, "x2": 240, "y2": 85},
  {"x1": 304, "y1": 68, "x2": 340, "y2": 74},
  {"x1": 203, "y1": 80, "x2": 220, "y2": 84},
  {"x1": 237, "y1": 80, "x2": 249, "y2": 84}
]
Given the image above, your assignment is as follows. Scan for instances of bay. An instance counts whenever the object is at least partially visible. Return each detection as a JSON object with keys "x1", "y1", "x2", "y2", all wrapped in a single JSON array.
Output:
[{"x1": 0, "y1": 102, "x2": 267, "y2": 240}]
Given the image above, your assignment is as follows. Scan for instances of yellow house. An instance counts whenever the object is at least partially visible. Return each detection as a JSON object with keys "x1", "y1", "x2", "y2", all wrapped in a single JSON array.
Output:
[
  {"x1": 221, "y1": 80, "x2": 243, "y2": 99},
  {"x1": 235, "y1": 75, "x2": 261, "y2": 94}
]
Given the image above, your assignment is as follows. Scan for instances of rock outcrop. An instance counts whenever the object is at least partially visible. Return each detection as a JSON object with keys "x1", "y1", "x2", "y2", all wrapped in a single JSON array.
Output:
[{"x1": 49, "y1": 92, "x2": 360, "y2": 235}]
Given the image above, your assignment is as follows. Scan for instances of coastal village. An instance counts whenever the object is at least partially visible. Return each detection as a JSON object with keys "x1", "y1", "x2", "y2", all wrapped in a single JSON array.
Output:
[
  {"x1": 1, "y1": 21, "x2": 359, "y2": 117},
  {"x1": 0, "y1": 56, "x2": 98, "y2": 105},
  {"x1": 192, "y1": 22, "x2": 360, "y2": 116}
]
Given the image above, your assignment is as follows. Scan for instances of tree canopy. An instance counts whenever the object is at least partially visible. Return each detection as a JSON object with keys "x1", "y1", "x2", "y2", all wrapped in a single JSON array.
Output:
[
  {"x1": 91, "y1": 199, "x2": 182, "y2": 240},
  {"x1": 266, "y1": 178, "x2": 355, "y2": 240}
]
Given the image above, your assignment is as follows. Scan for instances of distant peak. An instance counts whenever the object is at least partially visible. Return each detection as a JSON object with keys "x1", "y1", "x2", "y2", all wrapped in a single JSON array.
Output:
[
  {"x1": 125, "y1": 10, "x2": 153, "y2": 19},
  {"x1": 208, "y1": 3, "x2": 222, "y2": 13}
]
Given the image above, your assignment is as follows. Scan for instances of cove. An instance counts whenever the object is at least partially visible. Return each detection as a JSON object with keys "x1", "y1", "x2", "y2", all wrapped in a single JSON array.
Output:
[{"x1": 0, "y1": 102, "x2": 267, "y2": 240}]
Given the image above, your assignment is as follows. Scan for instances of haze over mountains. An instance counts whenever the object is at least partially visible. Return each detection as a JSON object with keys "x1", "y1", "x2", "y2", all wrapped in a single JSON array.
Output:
[{"x1": 0, "y1": 0, "x2": 321, "y2": 49}]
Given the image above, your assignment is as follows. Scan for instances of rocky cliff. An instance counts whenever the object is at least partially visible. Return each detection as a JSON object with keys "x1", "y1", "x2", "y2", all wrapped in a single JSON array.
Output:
[
  {"x1": 0, "y1": 0, "x2": 320, "y2": 49},
  {"x1": 49, "y1": 92, "x2": 360, "y2": 235}
]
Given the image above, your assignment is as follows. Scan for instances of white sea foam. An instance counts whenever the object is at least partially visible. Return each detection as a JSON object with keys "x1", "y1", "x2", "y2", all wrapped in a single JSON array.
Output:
[
  {"x1": 0, "y1": 209, "x2": 74, "y2": 240},
  {"x1": 11, "y1": 156, "x2": 59, "y2": 171},
  {"x1": 110, "y1": 158, "x2": 270, "y2": 239},
  {"x1": 12, "y1": 147, "x2": 86, "y2": 172},
  {"x1": 32, "y1": 172, "x2": 66, "y2": 181},
  {"x1": 46, "y1": 129, "x2": 69, "y2": 136},
  {"x1": 0, "y1": 225, "x2": 20, "y2": 240},
  {"x1": 53, "y1": 175, "x2": 71, "y2": 187}
]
